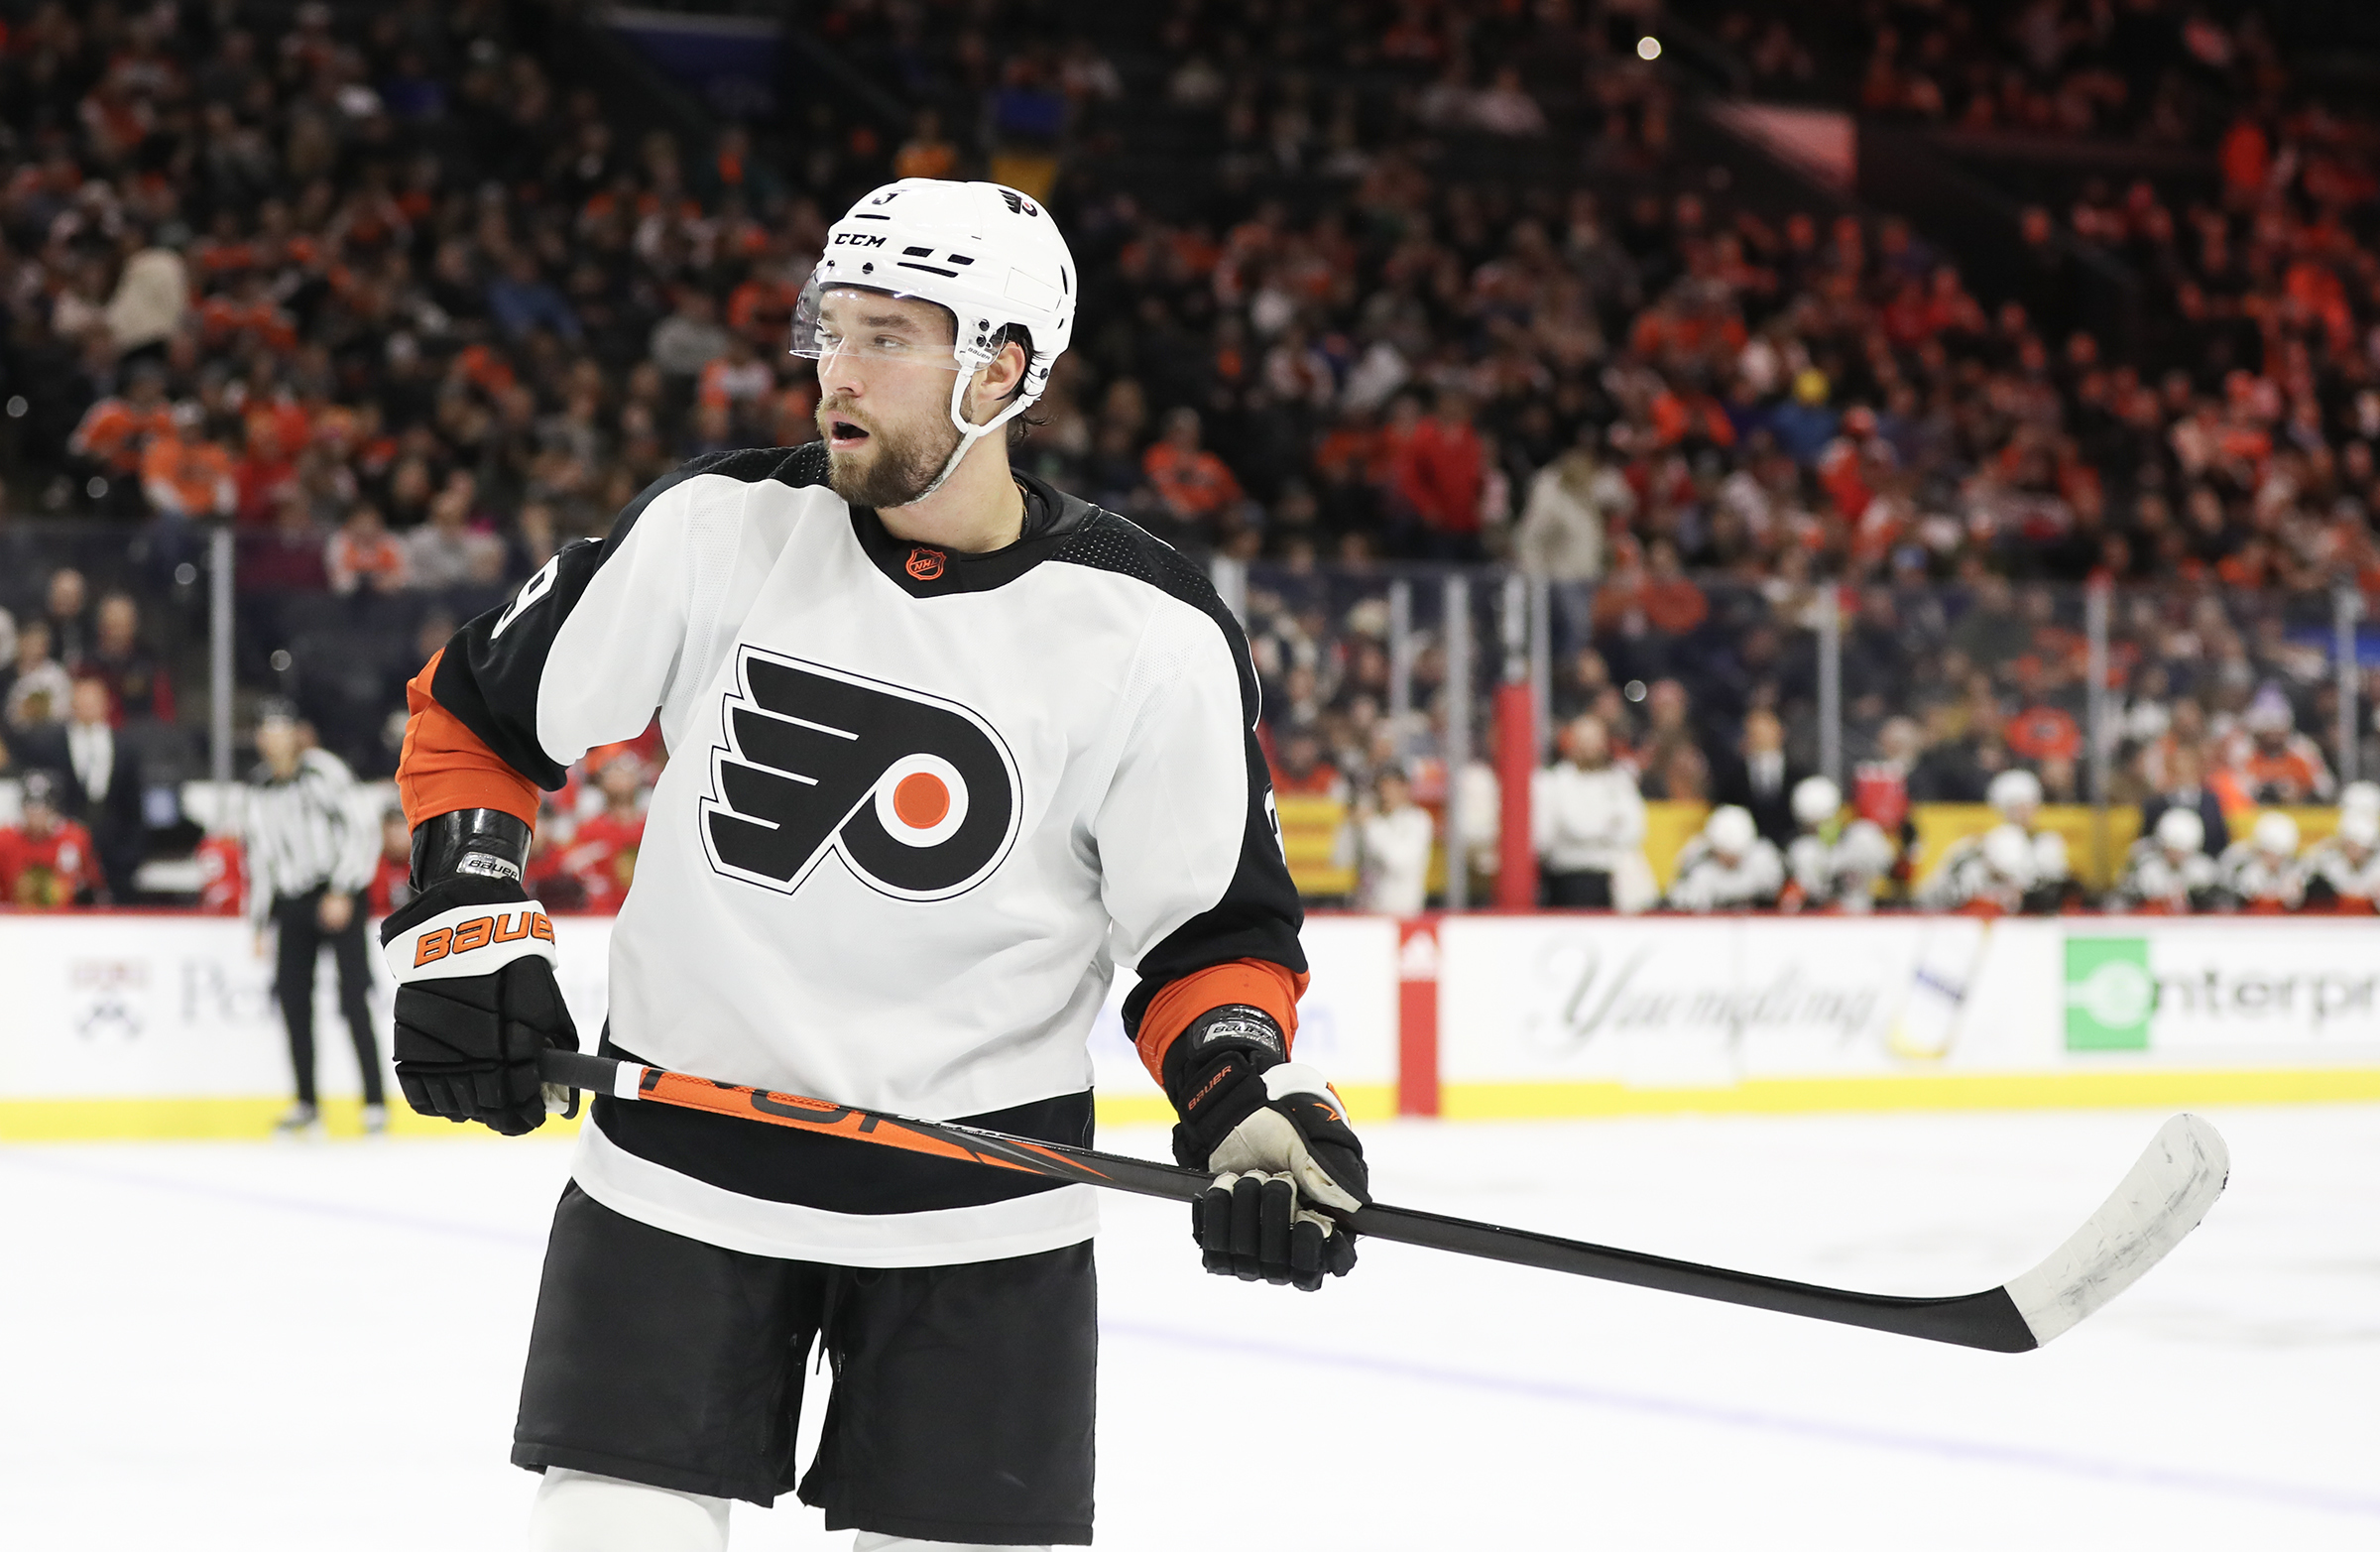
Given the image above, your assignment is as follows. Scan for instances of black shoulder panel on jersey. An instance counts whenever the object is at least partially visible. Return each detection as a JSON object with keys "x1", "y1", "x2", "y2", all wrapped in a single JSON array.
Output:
[
  {"x1": 1048, "y1": 511, "x2": 1262, "y2": 718},
  {"x1": 1050, "y1": 511, "x2": 1307, "y2": 1033},
  {"x1": 427, "y1": 444, "x2": 831, "y2": 790}
]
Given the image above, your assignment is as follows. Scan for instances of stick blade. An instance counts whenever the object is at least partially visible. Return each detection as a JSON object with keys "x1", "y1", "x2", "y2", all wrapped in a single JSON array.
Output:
[{"x1": 2001, "y1": 1114, "x2": 2229, "y2": 1348}]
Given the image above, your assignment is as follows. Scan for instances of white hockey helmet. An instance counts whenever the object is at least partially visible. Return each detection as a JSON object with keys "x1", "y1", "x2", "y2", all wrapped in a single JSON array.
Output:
[
  {"x1": 1986, "y1": 768, "x2": 2043, "y2": 821},
  {"x1": 2031, "y1": 828, "x2": 2070, "y2": 881},
  {"x1": 2155, "y1": 805, "x2": 2205, "y2": 856},
  {"x1": 1705, "y1": 804, "x2": 1757, "y2": 857},
  {"x1": 2251, "y1": 810, "x2": 2300, "y2": 858},
  {"x1": 2341, "y1": 807, "x2": 2380, "y2": 851},
  {"x1": 1837, "y1": 818, "x2": 1895, "y2": 877},
  {"x1": 795, "y1": 179, "x2": 1077, "y2": 498},
  {"x1": 1981, "y1": 822, "x2": 2032, "y2": 880},
  {"x1": 2342, "y1": 779, "x2": 2380, "y2": 818},
  {"x1": 1791, "y1": 775, "x2": 1842, "y2": 828}
]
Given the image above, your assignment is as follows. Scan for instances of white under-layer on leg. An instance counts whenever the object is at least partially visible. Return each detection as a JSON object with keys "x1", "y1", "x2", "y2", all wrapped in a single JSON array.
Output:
[
  {"x1": 528, "y1": 1467, "x2": 732, "y2": 1552},
  {"x1": 853, "y1": 1535, "x2": 1052, "y2": 1552}
]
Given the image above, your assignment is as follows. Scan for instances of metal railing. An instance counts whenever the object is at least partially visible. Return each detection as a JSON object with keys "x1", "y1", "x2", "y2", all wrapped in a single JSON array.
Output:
[{"x1": 3, "y1": 523, "x2": 2367, "y2": 907}]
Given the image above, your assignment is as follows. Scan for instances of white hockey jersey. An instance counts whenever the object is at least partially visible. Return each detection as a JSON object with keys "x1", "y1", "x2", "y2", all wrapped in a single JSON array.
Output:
[
  {"x1": 398, "y1": 445, "x2": 1305, "y2": 1265},
  {"x1": 1784, "y1": 832, "x2": 1832, "y2": 899},
  {"x1": 2113, "y1": 840, "x2": 2220, "y2": 912},
  {"x1": 1917, "y1": 836, "x2": 2026, "y2": 913},
  {"x1": 1783, "y1": 829, "x2": 1888, "y2": 912},
  {"x1": 1664, "y1": 837, "x2": 1784, "y2": 911},
  {"x1": 2215, "y1": 842, "x2": 2303, "y2": 910},
  {"x1": 2302, "y1": 836, "x2": 2380, "y2": 905}
]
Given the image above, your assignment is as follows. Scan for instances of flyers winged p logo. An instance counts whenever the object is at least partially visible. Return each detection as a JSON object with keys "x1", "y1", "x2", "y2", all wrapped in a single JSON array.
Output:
[{"x1": 700, "y1": 647, "x2": 1021, "y2": 900}]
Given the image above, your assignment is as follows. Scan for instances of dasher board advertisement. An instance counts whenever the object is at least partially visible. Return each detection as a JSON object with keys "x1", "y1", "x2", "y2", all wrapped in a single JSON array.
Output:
[
  {"x1": 0, "y1": 914, "x2": 617, "y2": 1101},
  {"x1": 2062, "y1": 920, "x2": 2380, "y2": 1061},
  {"x1": 1436, "y1": 916, "x2": 2002, "y2": 1088},
  {"x1": 1438, "y1": 916, "x2": 2380, "y2": 1089},
  {"x1": 0, "y1": 912, "x2": 1400, "y2": 1111}
]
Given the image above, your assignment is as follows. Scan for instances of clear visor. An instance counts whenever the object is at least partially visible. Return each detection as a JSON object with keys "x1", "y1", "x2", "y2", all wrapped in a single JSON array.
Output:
[{"x1": 789, "y1": 274, "x2": 967, "y2": 371}]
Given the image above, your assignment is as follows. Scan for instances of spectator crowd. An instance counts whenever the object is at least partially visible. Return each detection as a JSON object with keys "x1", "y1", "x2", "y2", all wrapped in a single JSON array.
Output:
[
  {"x1": 7, "y1": 0, "x2": 2380, "y2": 917},
  {"x1": 0, "y1": 563, "x2": 178, "y2": 903}
]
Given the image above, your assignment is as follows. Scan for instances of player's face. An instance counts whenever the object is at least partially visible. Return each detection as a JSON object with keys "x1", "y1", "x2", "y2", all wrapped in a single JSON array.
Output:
[{"x1": 813, "y1": 290, "x2": 966, "y2": 510}]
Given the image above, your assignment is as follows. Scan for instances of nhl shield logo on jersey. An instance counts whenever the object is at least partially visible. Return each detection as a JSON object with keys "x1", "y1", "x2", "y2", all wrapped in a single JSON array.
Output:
[
  {"x1": 698, "y1": 646, "x2": 1021, "y2": 900},
  {"x1": 904, "y1": 546, "x2": 945, "y2": 580}
]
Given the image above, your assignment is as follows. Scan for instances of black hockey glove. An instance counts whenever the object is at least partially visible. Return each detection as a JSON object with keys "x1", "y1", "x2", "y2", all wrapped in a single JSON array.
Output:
[
  {"x1": 1164, "y1": 1005, "x2": 1368, "y2": 1292},
  {"x1": 378, "y1": 811, "x2": 577, "y2": 1136}
]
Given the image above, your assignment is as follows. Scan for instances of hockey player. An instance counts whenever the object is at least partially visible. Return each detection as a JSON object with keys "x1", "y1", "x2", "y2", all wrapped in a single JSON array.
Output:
[
  {"x1": 2303, "y1": 807, "x2": 2380, "y2": 911},
  {"x1": 2113, "y1": 807, "x2": 2221, "y2": 913},
  {"x1": 1827, "y1": 818, "x2": 1898, "y2": 913},
  {"x1": 2024, "y1": 829, "x2": 2085, "y2": 914},
  {"x1": 1918, "y1": 822, "x2": 2033, "y2": 914},
  {"x1": 2217, "y1": 811, "x2": 2304, "y2": 912},
  {"x1": 1779, "y1": 775, "x2": 1843, "y2": 910},
  {"x1": 1665, "y1": 804, "x2": 1784, "y2": 911},
  {"x1": 375, "y1": 181, "x2": 1368, "y2": 1552},
  {"x1": 1986, "y1": 767, "x2": 2044, "y2": 832},
  {"x1": 1923, "y1": 769, "x2": 2044, "y2": 895}
]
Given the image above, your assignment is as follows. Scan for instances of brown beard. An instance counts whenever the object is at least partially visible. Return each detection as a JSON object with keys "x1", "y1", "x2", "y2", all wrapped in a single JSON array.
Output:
[{"x1": 818, "y1": 397, "x2": 961, "y2": 509}]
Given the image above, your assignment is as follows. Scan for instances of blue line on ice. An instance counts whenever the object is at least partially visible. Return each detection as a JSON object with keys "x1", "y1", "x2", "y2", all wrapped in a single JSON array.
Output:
[
  {"x1": 1101, "y1": 1317, "x2": 2380, "y2": 1522},
  {"x1": 14, "y1": 1148, "x2": 2372, "y2": 1522}
]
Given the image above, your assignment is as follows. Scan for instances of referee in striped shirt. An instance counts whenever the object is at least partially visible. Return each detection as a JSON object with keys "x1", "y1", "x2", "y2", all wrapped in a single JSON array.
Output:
[{"x1": 247, "y1": 702, "x2": 385, "y2": 1136}]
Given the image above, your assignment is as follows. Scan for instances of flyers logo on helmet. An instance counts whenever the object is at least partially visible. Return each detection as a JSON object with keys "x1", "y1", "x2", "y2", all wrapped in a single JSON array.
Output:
[
  {"x1": 700, "y1": 647, "x2": 1021, "y2": 901},
  {"x1": 413, "y1": 910, "x2": 554, "y2": 967}
]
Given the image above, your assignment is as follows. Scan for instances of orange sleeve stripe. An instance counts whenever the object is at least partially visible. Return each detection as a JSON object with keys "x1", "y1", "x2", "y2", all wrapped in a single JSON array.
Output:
[
  {"x1": 1134, "y1": 959, "x2": 1309, "y2": 1087},
  {"x1": 395, "y1": 650, "x2": 541, "y2": 828}
]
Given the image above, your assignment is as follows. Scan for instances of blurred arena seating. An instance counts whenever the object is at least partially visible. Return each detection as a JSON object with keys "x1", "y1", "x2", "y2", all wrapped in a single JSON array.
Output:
[{"x1": 4, "y1": 0, "x2": 2380, "y2": 913}]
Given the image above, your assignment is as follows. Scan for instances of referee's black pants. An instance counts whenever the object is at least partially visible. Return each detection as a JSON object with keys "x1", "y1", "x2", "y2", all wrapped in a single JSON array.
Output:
[{"x1": 272, "y1": 888, "x2": 383, "y2": 1108}]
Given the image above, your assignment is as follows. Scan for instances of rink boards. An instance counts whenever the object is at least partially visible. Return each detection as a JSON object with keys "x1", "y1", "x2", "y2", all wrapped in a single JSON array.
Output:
[{"x1": 3, "y1": 912, "x2": 2379, "y2": 1138}]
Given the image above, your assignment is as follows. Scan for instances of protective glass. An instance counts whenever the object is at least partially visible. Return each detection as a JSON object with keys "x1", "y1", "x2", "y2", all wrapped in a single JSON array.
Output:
[{"x1": 789, "y1": 274, "x2": 966, "y2": 371}]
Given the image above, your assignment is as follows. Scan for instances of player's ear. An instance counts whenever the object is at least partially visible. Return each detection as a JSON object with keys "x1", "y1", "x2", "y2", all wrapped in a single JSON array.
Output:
[
  {"x1": 965, "y1": 338, "x2": 1029, "y2": 423},
  {"x1": 990, "y1": 338, "x2": 1028, "y2": 400}
]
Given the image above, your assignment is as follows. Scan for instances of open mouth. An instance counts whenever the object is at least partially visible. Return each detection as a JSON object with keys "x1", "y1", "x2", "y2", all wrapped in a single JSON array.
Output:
[{"x1": 827, "y1": 418, "x2": 871, "y2": 450}]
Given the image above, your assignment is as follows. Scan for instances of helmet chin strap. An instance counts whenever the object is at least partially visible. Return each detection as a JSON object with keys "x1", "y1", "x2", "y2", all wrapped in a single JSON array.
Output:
[{"x1": 905, "y1": 361, "x2": 1035, "y2": 504}]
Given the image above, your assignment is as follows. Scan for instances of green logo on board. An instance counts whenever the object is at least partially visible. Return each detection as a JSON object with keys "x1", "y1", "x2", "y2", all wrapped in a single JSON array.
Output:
[{"x1": 2065, "y1": 937, "x2": 2154, "y2": 1050}]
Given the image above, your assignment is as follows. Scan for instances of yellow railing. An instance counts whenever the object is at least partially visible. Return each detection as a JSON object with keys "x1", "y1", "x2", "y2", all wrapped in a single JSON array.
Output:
[{"x1": 1281, "y1": 797, "x2": 2350, "y2": 899}]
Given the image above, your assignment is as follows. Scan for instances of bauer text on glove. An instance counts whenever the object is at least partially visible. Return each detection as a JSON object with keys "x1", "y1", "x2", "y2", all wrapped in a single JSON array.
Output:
[{"x1": 380, "y1": 874, "x2": 577, "y2": 1135}]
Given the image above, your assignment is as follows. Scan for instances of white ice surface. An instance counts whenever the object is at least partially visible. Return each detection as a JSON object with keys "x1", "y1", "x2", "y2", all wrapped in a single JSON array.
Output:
[{"x1": 2, "y1": 1107, "x2": 2374, "y2": 1551}]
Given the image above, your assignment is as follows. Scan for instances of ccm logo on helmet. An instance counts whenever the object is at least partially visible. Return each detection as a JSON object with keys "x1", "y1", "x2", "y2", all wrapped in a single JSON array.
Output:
[
  {"x1": 832, "y1": 232, "x2": 889, "y2": 248},
  {"x1": 700, "y1": 647, "x2": 1021, "y2": 901},
  {"x1": 414, "y1": 910, "x2": 554, "y2": 968}
]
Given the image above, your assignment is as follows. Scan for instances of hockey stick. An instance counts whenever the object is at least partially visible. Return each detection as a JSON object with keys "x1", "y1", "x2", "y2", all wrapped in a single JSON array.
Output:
[{"x1": 538, "y1": 1049, "x2": 2226, "y2": 1354}]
